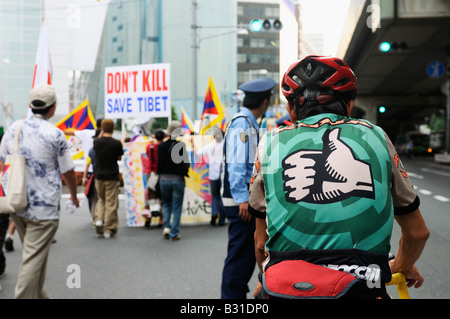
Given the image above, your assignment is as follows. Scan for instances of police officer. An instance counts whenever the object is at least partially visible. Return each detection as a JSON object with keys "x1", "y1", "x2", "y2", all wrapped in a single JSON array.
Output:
[{"x1": 221, "y1": 77, "x2": 276, "y2": 299}]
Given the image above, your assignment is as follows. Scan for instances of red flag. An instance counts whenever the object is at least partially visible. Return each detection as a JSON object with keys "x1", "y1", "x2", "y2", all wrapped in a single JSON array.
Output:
[{"x1": 32, "y1": 23, "x2": 52, "y2": 88}]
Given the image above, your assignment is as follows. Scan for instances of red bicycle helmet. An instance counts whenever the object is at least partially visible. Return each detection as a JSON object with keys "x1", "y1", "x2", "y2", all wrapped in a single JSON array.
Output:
[{"x1": 281, "y1": 55, "x2": 357, "y2": 106}]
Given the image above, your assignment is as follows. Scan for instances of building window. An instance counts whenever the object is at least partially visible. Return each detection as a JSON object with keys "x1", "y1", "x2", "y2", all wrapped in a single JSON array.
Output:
[
  {"x1": 118, "y1": 46, "x2": 123, "y2": 52},
  {"x1": 112, "y1": 37, "x2": 118, "y2": 43},
  {"x1": 237, "y1": 54, "x2": 246, "y2": 63},
  {"x1": 265, "y1": 7, "x2": 278, "y2": 17},
  {"x1": 118, "y1": 24, "x2": 123, "y2": 30},
  {"x1": 112, "y1": 58, "x2": 118, "y2": 64}
]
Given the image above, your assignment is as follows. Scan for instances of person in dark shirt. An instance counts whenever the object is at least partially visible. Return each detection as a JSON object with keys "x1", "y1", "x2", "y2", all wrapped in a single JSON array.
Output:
[
  {"x1": 93, "y1": 119, "x2": 124, "y2": 238},
  {"x1": 157, "y1": 121, "x2": 190, "y2": 241}
]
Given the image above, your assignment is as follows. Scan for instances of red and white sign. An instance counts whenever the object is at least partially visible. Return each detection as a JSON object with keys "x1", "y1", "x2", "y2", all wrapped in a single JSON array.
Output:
[{"x1": 104, "y1": 63, "x2": 171, "y2": 119}]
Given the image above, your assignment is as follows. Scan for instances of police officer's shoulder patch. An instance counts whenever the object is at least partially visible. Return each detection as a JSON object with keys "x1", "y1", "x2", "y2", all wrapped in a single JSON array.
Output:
[{"x1": 240, "y1": 131, "x2": 248, "y2": 143}]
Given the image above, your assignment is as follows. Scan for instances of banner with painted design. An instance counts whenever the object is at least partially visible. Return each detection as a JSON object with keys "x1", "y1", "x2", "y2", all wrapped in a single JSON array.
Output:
[
  {"x1": 182, "y1": 134, "x2": 212, "y2": 224},
  {"x1": 122, "y1": 140, "x2": 148, "y2": 227},
  {"x1": 122, "y1": 136, "x2": 213, "y2": 227}
]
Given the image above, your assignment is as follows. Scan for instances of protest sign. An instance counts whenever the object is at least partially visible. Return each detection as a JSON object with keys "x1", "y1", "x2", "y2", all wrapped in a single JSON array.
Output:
[{"x1": 104, "y1": 63, "x2": 171, "y2": 119}]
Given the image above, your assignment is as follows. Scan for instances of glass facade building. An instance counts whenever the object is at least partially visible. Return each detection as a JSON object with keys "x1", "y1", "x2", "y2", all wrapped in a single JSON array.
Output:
[
  {"x1": 87, "y1": 0, "x2": 237, "y2": 122},
  {"x1": 0, "y1": 1, "x2": 41, "y2": 131},
  {"x1": 237, "y1": 0, "x2": 280, "y2": 104}
]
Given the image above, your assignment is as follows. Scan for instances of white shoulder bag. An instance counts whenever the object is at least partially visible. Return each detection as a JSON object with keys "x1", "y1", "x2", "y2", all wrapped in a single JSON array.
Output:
[{"x1": 0, "y1": 120, "x2": 28, "y2": 214}]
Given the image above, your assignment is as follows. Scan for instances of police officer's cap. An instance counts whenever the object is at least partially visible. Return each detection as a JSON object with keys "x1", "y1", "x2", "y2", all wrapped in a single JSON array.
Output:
[
  {"x1": 239, "y1": 78, "x2": 276, "y2": 94},
  {"x1": 239, "y1": 78, "x2": 276, "y2": 109}
]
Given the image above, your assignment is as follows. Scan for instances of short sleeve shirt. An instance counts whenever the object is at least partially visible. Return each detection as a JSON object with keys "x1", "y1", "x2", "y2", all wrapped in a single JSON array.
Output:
[
  {"x1": 224, "y1": 108, "x2": 259, "y2": 204},
  {"x1": 248, "y1": 114, "x2": 419, "y2": 254},
  {"x1": 0, "y1": 116, "x2": 75, "y2": 220},
  {"x1": 94, "y1": 136, "x2": 124, "y2": 181}
]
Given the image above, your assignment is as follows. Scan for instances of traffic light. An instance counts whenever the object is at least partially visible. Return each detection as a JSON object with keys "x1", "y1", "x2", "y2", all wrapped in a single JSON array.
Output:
[
  {"x1": 250, "y1": 19, "x2": 263, "y2": 32},
  {"x1": 379, "y1": 41, "x2": 407, "y2": 53},
  {"x1": 249, "y1": 19, "x2": 282, "y2": 32},
  {"x1": 379, "y1": 42, "x2": 391, "y2": 52}
]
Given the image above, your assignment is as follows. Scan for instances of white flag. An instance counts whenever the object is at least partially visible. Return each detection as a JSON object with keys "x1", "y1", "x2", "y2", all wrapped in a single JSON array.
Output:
[{"x1": 32, "y1": 23, "x2": 52, "y2": 88}]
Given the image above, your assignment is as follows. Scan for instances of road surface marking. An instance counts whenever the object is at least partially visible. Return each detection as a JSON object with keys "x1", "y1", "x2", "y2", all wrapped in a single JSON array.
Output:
[
  {"x1": 433, "y1": 195, "x2": 450, "y2": 202},
  {"x1": 421, "y1": 168, "x2": 450, "y2": 178},
  {"x1": 407, "y1": 172, "x2": 424, "y2": 179},
  {"x1": 418, "y1": 189, "x2": 432, "y2": 195}
]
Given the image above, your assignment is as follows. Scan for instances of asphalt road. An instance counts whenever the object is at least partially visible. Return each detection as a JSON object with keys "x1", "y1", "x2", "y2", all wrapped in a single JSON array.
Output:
[
  {"x1": 0, "y1": 156, "x2": 449, "y2": 300},
  {"x1": 386, "y1": 156, "x2": 450, "y2": 299},
  {"x1": 0, "y1": 204, "x2": 248, "y2": 299}
]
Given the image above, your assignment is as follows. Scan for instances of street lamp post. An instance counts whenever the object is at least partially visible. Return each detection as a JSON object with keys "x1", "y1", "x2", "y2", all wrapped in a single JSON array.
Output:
[
  {"x1": 191, "y1": 0, "x2": 198, "y2": 121},
  {"x1": 191, "y1": 0, "x2": 249, "y2": 122}
]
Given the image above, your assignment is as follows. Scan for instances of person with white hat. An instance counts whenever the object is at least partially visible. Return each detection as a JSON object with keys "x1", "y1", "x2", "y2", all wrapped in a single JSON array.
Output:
[{"x1": 0, "y1": 84, "x2": 79, "y2": 298}]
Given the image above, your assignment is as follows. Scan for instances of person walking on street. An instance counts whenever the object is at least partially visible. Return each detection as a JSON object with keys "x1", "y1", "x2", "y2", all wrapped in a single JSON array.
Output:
[
  {"x1": 0, "y1": 133, "x2": 8, "y2": 280},
  {"x1": 93, "y1": 119, "x2": 124, "y2": 238},
  {"x1": 0, "y1": 84, "x2": 79, "y2": 299},
  {"x1": 157, "y1": 121, "x2": 190, "y2": 241},
  {"x1": 82, "y1": 128, "x2": 102, "y2": 220},
  {"x1": 196, "y1": 128, "x2": 225, "y2": 226},
  {"x1": 220, "y1": 77, "x2": 276, "y2": 299},
  {"x1": 144, "y1": 129, "x2": 165, "y2": 228}
]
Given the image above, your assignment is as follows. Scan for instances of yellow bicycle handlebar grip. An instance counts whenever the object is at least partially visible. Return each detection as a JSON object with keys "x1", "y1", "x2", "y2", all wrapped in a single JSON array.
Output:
[{"x1": 386, "y1": 272, "x2": 410, "y2": 299}]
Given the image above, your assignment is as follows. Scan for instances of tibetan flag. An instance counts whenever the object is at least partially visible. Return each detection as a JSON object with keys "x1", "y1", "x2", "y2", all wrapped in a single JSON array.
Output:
[
  {"x1": 32, "y1": 23, "x2": 52, "y2": 88},
  {"x1": 181, "y1": 107, "x2": 195, "y2": 134},
  {"x1": 200, "y1": 77, "x2": 225, "y2": 135},
  {"x1": 55, "y1": 100, "x2": 97, "y2": 160},
  {"x1": 220, "y1": 102, "x2": 228, "y2": 130},
  {"x1": 55, "y1": 100, "x2": 97, "y2": 132}
]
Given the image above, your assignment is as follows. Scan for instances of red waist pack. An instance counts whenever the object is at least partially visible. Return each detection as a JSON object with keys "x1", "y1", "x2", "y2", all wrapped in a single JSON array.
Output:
[{"x1": 262, "y1": 260, "x2": 359, "y2": 299}]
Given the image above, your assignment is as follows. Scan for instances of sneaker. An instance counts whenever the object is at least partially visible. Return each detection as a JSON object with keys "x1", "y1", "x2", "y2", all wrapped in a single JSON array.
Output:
[
  {"x1": 170, "y1": 235, "x2": 181, "y2": 241},
  {"x1": 4, "y1": 237, "x2": 13, "y2": 252},
  {"x1": 95, "y1": 220, "x2": 104, "y2": 235},
  {"x1": 210, "y1": 215, "x2": 218, "y2": 226},
  {"x1": 163, "y1": 227, "x2": 170, "y2": 239}
]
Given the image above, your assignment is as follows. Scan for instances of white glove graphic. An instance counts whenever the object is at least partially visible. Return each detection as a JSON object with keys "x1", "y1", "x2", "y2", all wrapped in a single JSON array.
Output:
[{"x1": 282, "y1": 128, "x2": 374, "y2": 204}]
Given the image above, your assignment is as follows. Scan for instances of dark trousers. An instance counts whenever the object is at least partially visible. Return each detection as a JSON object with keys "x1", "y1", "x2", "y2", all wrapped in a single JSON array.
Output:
[
  {"x1": 0, "y1": 214, "x2": 10, "y2": 271},
  {"x1": 209, "y1": 179, "x2": 225, "y2": 225},
  {"x1": 221, "y1": 205, "x2": 256, "y2": 299}
]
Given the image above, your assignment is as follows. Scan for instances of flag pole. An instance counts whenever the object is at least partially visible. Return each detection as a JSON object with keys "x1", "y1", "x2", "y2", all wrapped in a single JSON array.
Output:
[{"x1": 41, "y1": 0, "x2": 45, "y2": 23}]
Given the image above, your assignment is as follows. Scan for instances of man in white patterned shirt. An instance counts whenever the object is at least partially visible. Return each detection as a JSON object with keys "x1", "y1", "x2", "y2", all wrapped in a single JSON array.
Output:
[{"x1": 0, "y1": 84, "x2": 79, "y2": 299}]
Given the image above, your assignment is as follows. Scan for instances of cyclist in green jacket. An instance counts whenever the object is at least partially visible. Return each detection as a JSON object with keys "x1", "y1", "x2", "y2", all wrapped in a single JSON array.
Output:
[{"x1": 249, "y1": 56, "x2": 429, "y2": 299}]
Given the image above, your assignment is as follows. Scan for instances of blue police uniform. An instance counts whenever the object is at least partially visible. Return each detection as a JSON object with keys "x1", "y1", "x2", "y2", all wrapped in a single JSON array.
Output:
[{"x1": 221, "y1": 77, "x2": 276, "y2": 299}]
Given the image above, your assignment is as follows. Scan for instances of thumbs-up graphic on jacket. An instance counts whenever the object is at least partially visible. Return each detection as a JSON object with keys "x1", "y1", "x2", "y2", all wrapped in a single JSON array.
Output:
[{"x1": 282, "y1": 128, "x2": 375, "y2": 204}]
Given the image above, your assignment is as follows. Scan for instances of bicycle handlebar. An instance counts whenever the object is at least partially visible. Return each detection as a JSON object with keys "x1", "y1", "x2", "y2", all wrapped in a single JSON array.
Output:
[{"x1": 386, "y1": 272, "x2": 410, "y2": 299}]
